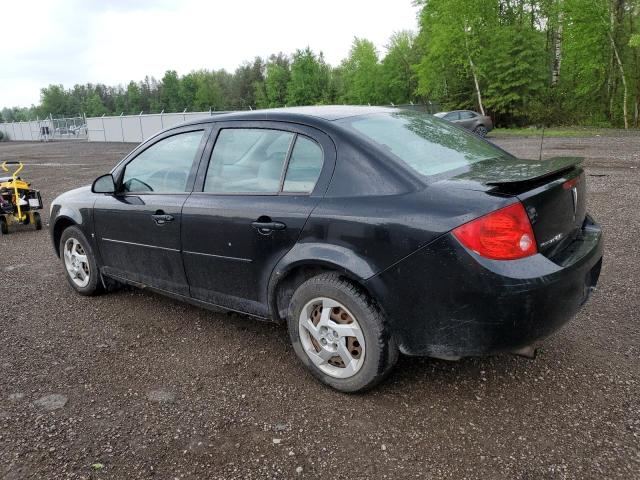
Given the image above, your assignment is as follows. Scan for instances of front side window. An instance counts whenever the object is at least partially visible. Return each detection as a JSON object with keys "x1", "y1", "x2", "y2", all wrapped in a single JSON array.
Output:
[
  {"x1": 204, "y1": 128, "x2": 294, "y2": 193},
  {"x1": 283, "y1": 136, "x2": 323, "y2": 193},
  {"x1": 459, "y1": 111, "x2": 476, "y2": 119},
  {"x1": 444, "y1": 112, "x2": 460, "y2": 121},
  {"x1": 122, "y1": 130, "x2": 204, "y2": 193},
  {"x1": 338, "y1": 111, "x2": 510, "y2": 178}
]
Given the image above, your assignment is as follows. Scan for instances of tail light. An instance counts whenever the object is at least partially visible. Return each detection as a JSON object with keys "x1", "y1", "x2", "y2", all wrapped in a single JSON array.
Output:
[{"x1": 452, "y1": 203, "x2": 537, "y2": 260}]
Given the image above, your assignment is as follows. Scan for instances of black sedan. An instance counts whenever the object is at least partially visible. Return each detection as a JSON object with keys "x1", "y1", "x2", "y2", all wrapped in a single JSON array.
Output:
[{"x1": 50, "y1": 106, "x2": 603, "y2": 392}]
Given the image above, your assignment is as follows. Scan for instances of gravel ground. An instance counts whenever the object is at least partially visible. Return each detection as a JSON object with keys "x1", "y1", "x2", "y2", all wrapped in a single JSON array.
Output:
[{"x1": 0, "y1": 136, "x2": 638, "y2": 479}]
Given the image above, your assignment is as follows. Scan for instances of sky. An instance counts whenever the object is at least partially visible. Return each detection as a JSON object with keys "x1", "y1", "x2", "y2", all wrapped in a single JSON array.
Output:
[{"x1": 1, "y1": 0, "x2": 420, "y2": 108}]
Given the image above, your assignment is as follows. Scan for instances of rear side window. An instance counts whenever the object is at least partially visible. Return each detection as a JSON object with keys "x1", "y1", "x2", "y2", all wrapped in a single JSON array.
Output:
[
  {"x1": 338, "y1": 111, "x2": 509, "y2": 177},
  {"x1": 122, "y1": 130, "x2": 204, "y2": 193},
  {"x1": 204, "y1": 129, "x2": 294, "y2": 193},
  {"x1": 283, "y1": 136, "x2": 323, "y2": 193}
]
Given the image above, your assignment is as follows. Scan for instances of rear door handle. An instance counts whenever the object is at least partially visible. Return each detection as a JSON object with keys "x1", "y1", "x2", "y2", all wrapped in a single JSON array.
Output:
[
  {"x1": 251, "y1": 218, "x2": 286, "y2": 234},
  {"x1": 152, "y1": 212, "x2": 174, "y2": 225}
]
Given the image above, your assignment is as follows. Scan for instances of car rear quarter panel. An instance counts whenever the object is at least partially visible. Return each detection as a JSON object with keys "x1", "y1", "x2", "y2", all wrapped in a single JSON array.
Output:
[{"x1": 296, "y1": 182, "x2": 514, "y2": 281}]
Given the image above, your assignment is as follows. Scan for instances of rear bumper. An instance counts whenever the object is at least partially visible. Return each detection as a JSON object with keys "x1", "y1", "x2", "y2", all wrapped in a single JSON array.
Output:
[{"x1": 366, "y1": 215, "x2": 603, "y2": 357}]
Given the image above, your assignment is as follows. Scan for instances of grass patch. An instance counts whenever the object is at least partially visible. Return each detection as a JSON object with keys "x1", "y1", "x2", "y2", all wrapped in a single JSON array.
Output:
[{"x1": 490, "y1": 127, "x2": 628, "y2": 138}]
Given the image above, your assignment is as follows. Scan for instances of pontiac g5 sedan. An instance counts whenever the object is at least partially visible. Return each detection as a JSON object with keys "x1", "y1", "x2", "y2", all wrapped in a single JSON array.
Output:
[{"x1": 50, "y1": 106, "x2": 603, "y2": 392}]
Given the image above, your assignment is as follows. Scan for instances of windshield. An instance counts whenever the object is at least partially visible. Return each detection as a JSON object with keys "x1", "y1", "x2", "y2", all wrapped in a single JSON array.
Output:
[{"x1": 337, "y1": 111, "x2": 510, "y2": 177}]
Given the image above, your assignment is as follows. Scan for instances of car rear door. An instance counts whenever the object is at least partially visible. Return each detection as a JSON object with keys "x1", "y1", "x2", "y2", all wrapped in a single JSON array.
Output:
[
  {"x1": 457, "y1": 111, "x2": 477, "y2": 129},
  {"x1": 181, "y1": 121, "x2": 335, "y2": 317},
  {"x1": 93, "y1": 126, "x2": 209, "y2": 296}
]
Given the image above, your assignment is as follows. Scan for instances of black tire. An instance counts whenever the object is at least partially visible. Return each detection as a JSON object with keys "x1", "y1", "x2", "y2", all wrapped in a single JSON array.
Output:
[
  {"x1": 287, "y1": 273, "x2": 399, "y2": 393},
  {"x1": 33, "y1": 212, "x2": 42, "y2": 230},
  {"x1": 59, "y1": 225, "x2": 102, "y2": 296},
  {"x1": 474, "y1": 125, "x2": 488, "y2": 137},
  {"x1": 0, "y1": 217, "x2": 8, "y2": 235}
]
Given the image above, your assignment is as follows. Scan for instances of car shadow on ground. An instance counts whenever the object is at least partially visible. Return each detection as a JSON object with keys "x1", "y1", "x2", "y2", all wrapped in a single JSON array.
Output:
[{"x1": 120, "y1": 286, "x2": 540, "y2": 395}]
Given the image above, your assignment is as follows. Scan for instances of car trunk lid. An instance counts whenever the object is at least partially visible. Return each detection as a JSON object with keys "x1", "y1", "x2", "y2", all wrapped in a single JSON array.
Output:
[{"x1": 451, "y1": 156, "x2": 587, "y2": 256}]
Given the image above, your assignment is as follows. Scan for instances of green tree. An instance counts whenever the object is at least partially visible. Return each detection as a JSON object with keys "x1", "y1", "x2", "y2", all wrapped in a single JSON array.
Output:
[
  {"x1": 286, "y1": 48, "x2": 330, "y2": 106},
  {"x1": 194, "y1": 71, "x2": 224, "y2": 111},
  {"x1": 85, "y1": 92, "x2": 108, "y2": 117},
  {"x1": 180, "y1": 72, "x2": 201, "y2": 110},
  {"x1": 340, "y1": 38, "x2": 383, "y2": 104},
  {"x1": 259, "y1": 53, "x2": 291, "y2": 108},
  {"x1": 160, "y1": 70, "x2": 183, "y2": 112},
  {"x1": 231, "y1": 57, "x2": 265, "y2": 109},
  {"x1": 126, "y1": 81, "x2": 143, "y2": 114},
  {"x1": 482, "y1": 25, "x2": 546, "y2": 121},
  {"x1": 40, "y1": 84, "x2": 70, "y2": 116},
  {"x1": 380, "y1": 30, "x2": 420, "y2": 104}
]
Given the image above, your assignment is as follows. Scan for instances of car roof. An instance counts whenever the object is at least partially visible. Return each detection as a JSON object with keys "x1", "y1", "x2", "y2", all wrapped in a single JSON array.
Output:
[{"x1": 179, "y1": 105, "x2": 398, "y2": 128}]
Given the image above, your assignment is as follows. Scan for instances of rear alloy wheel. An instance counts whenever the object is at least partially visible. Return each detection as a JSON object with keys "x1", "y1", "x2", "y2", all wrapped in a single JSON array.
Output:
[
  {"x1": 298, "y1": 297, "x2": 366, "y2": 379},
  {"x1": 59, "y1": 226, "x2": 101, "y2": 295},
  {"x1": 474, "y1": 125, "x2": 488, "y2": 137},
  {"x1": 288, "y1": 273, "x2": 398, "y2": 392}
]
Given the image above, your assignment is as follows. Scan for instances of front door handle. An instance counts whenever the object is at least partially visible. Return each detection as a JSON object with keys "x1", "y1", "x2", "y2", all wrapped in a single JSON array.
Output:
[
  {"x1": 152, "y1": 211, "x2": 174, "y2": 225},
  {"x1": 251, "y1": 217, "x2": 286, "y2": 235}
]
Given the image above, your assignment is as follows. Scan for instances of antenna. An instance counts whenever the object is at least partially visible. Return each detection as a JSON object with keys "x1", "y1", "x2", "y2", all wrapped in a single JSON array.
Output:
[{"x1": 538, "y1": 125, "x2": 546, "y2": 161}]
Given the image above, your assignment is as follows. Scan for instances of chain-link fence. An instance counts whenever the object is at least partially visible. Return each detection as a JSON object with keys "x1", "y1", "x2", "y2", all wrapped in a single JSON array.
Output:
[{"x1": 50, "y1": 116, "x2": 87, "y2": 139}]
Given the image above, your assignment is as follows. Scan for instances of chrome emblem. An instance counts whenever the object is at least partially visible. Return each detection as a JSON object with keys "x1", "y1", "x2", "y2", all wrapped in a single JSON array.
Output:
[{"x1": 540, "y1": 233, "x2": 563, "y2": 248}]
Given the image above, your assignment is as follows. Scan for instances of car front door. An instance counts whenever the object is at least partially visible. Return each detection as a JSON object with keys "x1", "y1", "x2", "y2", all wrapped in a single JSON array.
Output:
[
  {"x1": 444, "y1": 111, "x2": 460, "y2": 124},
  {"x1": 94, "y1": 127, "x2": 209, "y2": 296},
  {"x1": 181, "y1": 121, "x2": 335, "y2": 317}
]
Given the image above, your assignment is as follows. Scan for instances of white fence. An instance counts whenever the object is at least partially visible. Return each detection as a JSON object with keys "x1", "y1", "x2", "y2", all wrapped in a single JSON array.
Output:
[
  {"x1": 0, "y1": 119, "x2": 53, "y2": 141},
  {"x1": 87, "y1": 111, "x2": 230, "y2": 143},
  {"x1": 0, "y1": 116, "x2": 87, "y2": 141}
]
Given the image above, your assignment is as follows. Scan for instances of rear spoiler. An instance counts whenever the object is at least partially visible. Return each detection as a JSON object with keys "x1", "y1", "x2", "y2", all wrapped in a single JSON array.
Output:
[{"x1": 485, "y1": 157, "x2": 583, "y2": 194}]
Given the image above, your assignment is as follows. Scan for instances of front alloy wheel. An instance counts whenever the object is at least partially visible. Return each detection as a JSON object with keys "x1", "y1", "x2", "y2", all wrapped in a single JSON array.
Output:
[
  {"x1": 59, "y1": 225, "x2": 101, "y2": 295},
  {"x1": 63, "y1": 237, "x2": 91, "y2": 288}
]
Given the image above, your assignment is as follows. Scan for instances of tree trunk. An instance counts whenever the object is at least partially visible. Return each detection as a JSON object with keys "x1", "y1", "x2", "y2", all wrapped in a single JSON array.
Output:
[
  {"x1": 463, "y1": 26, "x2": 485, "y2": 116},
  {"x1": 609, "y1": 2, "x2": 628, "y2": 129},
  {"x1": 551, "y1": 5, "x2": 564, "y2": 87},
  {"x1": 468, "y1": 55, "x2": 485, "y2": 116},
  {"x1": 607, "y1": 55, "x2": 616, "y2": 121}
]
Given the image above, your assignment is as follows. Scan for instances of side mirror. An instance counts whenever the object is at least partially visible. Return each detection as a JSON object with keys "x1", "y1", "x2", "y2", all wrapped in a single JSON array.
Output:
[{"x1": 92, "y1": 173, "x2": 116, "y2": 194}]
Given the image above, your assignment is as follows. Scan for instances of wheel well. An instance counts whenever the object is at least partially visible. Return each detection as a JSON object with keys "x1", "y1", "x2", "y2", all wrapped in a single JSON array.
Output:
[
  {"x1": 53, "y1": 217, "x2": 76, "y2": 257},
  {"x1": 271, "y1": 264, "x2": 374, "y2": 323}
]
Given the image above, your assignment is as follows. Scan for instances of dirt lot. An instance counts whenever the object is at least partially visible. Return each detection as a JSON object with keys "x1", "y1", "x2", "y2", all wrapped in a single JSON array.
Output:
[{"x1": 0, "y1": 136, "x2": 638, "y2": 479}]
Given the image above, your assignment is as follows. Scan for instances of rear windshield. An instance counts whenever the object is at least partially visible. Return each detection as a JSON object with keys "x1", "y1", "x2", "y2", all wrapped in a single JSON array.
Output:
[{"x1": 337, "y1": 111, "x2": 510, "y2": 177}]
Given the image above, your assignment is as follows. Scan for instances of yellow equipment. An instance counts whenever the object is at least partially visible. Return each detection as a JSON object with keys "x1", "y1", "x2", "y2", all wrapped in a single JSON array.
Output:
[{"x1": 0, "y1": 161, "x2": 43, "y2": 234}]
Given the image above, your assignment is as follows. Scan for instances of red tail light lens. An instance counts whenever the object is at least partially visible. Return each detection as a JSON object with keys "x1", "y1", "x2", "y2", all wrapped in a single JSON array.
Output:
[{"x1": 452, "y1": 203, "x2": 537, "y2": 260}]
